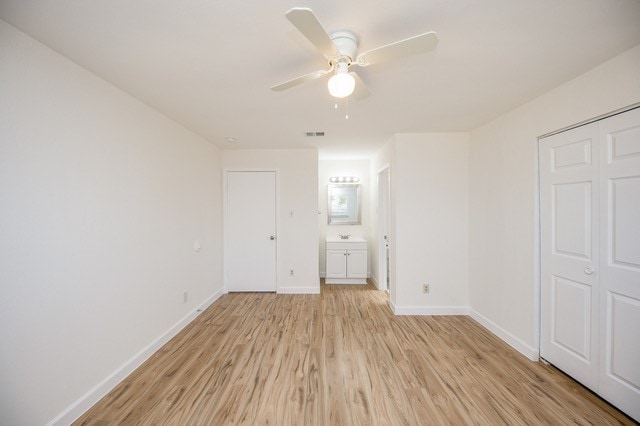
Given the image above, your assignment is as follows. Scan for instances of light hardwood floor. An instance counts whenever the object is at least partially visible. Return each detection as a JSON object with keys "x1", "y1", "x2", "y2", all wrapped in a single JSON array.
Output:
[{"x1": 75, "y1": 282, "x2": 632, "y2": 425}]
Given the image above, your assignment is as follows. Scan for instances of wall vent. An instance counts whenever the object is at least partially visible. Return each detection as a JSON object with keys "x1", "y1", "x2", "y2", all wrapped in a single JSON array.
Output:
[{"x1": 305, "y1": 131, "x2": 325, "y2": 137}]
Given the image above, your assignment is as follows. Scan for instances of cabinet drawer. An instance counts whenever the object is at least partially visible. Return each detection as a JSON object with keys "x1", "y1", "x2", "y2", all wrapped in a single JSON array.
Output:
[{"x1": 326, "y1": 241, "x2": 367, "y2": 250}]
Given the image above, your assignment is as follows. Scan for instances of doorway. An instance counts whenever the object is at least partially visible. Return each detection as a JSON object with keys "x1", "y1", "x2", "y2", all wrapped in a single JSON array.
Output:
[
  {"x1": 225, "y1": 170, "x2": 277, "y2": 292},
  {"x1": 378, "y1": 167, "x2": 390, "y2": 292}
]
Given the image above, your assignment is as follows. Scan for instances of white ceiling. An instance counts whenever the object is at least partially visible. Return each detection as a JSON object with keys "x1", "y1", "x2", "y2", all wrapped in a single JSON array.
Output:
[{"x1": 2, "y1": 1, "x2": 640, "y2": 158}]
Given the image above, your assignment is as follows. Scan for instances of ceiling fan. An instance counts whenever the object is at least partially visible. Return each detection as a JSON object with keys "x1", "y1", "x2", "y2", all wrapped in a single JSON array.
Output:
[{"x1": 271, "y1": 7, "x2": 439, "y2": 100}]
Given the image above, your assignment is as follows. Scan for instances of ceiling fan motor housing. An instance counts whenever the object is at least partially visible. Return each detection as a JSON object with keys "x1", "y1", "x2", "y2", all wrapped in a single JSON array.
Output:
[{"x1": 329, "y1": 31, "x2": 358, "y2": 63}]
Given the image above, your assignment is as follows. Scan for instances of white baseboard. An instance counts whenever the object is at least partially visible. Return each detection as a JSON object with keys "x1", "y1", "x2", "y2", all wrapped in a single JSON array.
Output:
[
  {"x1": 48, "y1": 288, "x2": 225, "y2": 426},
  {"x1": 277, "y1": 286, "x2": 320, "y2": 294},
  {"x1": 369, "y1": 275, "x2": 379, "y2": 288},
  {"x1": 390, "y1": 304, "x2": 470, "y2": 315},
  {"x1": 469, "y1": 309, "x2": 539, "y2": 361},
  {"x1": 320, "y1": 272, "x2": 373, "y2": 281},
  {"x1": 387, "y1": 302, "x2": 539, "y2": 361},
  {"x1": 325, "y1": 278, "x2": 367, "y2": 284}
]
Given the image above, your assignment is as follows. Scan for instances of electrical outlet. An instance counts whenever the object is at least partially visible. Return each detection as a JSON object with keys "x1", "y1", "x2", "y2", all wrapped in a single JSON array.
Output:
[
  {"x1": 422, "y1": 284, "x2": 430, "y2": 293},
  {"x1": 183, "y1": 291, "x2": 188, "y2": 303},
  {"x1": 289, "y1": 269, "x2": 295, "y2": 276}
]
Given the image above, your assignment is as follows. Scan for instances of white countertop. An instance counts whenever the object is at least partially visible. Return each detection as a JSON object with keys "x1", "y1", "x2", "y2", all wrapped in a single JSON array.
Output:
[{"x1": 326, "y1": 236, "x2": 367, "y2": 243}]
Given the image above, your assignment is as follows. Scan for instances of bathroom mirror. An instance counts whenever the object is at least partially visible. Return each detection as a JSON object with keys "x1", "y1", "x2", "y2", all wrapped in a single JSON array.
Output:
[{"x1": 328, "y1": 184, "x2": 361, "y2": 225}]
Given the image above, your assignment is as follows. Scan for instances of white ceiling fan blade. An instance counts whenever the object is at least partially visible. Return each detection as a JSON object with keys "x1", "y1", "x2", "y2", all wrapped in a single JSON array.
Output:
[
  {"x1": 285, "y1": 8, "x2": 339, "y2": 59},
  {"x1": 350, "y1": 72, "x2": 371, "y2": 100},
  {"x1": 271, "y1": 68, "x2": 332, "y2": 92},
  {"x1": 357, "y1": 31, "x2": 438, "y2": 66}
]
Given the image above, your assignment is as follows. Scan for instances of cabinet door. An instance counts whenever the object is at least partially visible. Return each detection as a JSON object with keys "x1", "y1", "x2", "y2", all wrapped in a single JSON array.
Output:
[
  {"x1": 347, "y1": 249, "x2": 367, "y2": 279},
  {"x1": 326, "y1": 249, "x2": 347, "y2": 278}
]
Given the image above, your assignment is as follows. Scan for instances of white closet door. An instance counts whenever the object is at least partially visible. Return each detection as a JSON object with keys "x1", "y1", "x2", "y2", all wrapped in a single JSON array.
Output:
[
  {"x1": 540, "y1": 123, "x2": 600, "y2": 389},
  {"x1": 226, "y1": 171, "x2": 277, "y2": 292},
  {"x1": 597, "y1": 108, "x2": 640, "y2": 421}
]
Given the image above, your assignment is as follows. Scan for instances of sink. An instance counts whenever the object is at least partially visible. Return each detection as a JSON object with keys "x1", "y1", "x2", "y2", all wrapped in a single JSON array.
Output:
[{"x1": 326, "y1": 236, "x2": 366, "y2": 243}]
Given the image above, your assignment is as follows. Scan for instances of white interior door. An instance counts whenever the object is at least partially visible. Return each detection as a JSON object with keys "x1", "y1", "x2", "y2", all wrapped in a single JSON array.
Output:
[
  {"x1": 597, "y1": 108, "x2": 640, "y2": 421},
  {"x1": 226, "y1": 171, "x2": 276, "y2": 292},
  {"x1": 540, "y1": 123, "x2": 600, "y2": 390}
]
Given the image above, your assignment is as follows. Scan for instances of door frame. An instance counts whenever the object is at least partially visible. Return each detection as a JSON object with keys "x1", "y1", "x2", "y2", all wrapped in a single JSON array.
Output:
[
  {"x1": 223, "y1": 168, "x2": 280, "y2": 293},
  {"x1": 377, "y1": 165, "x2": 391, "y2": 292}
]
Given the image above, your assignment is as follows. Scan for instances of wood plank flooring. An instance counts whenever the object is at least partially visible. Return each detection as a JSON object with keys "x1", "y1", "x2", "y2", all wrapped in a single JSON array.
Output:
[{"x1": 75, "y1": 282, "x2": 633, "y2": 425}]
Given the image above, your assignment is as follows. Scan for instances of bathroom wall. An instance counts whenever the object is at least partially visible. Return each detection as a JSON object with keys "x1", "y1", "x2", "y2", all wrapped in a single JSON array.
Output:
[{"x1": 318, "y1": 159, "x2": 371, "y2": 277}]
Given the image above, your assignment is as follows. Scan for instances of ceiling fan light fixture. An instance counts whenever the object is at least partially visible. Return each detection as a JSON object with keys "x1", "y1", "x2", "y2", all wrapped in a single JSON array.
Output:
[
  {"x1": 272, "y1": 8, "x2": 438, "y2": 101},
  {"x1": 327, "y1": 63, "x2": 355, "y2": 98}
]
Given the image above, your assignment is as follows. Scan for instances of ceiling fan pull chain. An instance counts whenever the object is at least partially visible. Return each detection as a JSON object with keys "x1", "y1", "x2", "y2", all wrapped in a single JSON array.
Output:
[{"x1": 345, "y1": 96, "x2": 349, "y2": 120}]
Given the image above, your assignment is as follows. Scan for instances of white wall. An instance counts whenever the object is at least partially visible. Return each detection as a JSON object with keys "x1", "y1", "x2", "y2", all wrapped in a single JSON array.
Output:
[
  {"x1": 0, "y1": 20, "x2": 223, "y2": 425},
  {"x1": 369, "y1": 134, "x2": 469, "y2": 313},
  {"x1": 469, "y1": 43, "x2": 640, "y2": 355},
  {"x1": 222, "y1": 149, "x2": 319, "y2": 293},
  {"x1": 318, "y1": 159, "x2": 371, "y2": 277},
  {"x1": 393, "y1": 134, "x2": 469, "y2": 312}
]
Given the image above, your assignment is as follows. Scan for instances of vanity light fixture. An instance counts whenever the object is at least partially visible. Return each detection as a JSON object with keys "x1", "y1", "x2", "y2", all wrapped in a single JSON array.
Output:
[{"x1": 329, "y1": 176, "x2": 360, "y2": 183}]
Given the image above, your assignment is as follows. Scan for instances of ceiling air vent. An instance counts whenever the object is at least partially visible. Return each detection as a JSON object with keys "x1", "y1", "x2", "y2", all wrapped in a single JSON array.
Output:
[{"x1": 305, "y1": 131, "x2": 325, "y2": 137}]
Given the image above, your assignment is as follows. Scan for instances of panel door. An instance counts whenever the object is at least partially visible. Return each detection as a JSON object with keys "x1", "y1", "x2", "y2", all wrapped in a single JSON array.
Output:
[
  {"x1": 540, "y1": 123, "x2": 600, "y2": 389},
  {"x1": 347, "y1": 249, "x2": 367, "y2": 279},
  {"x1": 326, "y1": 249, "x2": 347, "y2": 279},
  {"x1": 226, "y1": 171, "x2": 277, "y2": 292},
  {"x1": 597, "y1": 108, "x2": 640, "y2": 421}
]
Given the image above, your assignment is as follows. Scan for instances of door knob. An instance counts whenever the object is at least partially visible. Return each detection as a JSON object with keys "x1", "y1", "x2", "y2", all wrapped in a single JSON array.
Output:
[
  {"x1": 269, "y1": 235, "x2": 275, "y2": 240},
  {"x1": 584, "y1": 267, "x2": 593, "y2": 275}
]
